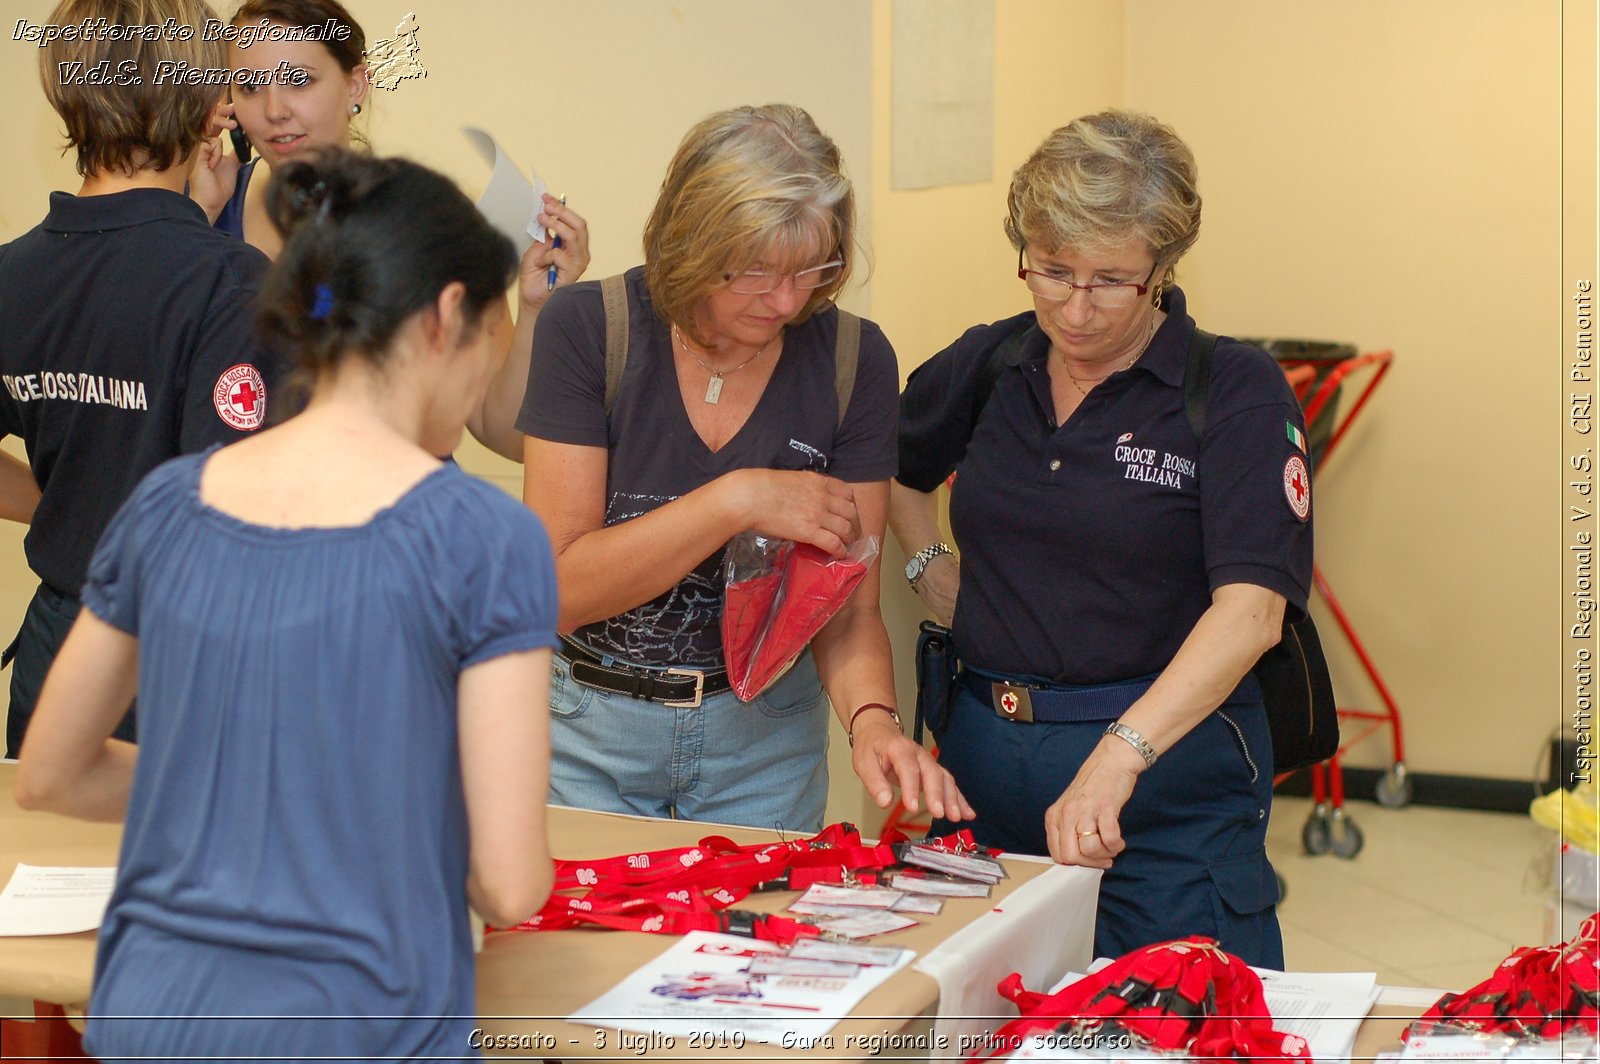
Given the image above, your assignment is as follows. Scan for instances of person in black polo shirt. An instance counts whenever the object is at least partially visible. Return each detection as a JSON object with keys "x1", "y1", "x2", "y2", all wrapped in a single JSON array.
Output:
[
  {"x1": 0, "y1": 0, "x2": 285, "y2": 757},
  {"x1": 892, "y1": 111, "x2": 1312, "y2": 967}
]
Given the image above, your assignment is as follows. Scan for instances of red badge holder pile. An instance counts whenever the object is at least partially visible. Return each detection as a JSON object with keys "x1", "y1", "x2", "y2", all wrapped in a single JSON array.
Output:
[
  {"x1": 721, "y1": 531, "x2": 878, "y2": 701},
  {"x1": 494, "y1": 822, "x2": 984, "y2": 945},
  {"x1": 968, "y1": 937, "x2": 1311, "y2": 1062},
  {"x1": 1404, "y1": 912, "x2": 1600, "y2": 1043}
]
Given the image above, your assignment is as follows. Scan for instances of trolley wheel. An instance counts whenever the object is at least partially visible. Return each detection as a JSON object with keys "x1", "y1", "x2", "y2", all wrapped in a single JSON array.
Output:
[
  {"x1": 1375, "y1": 764, "x2": 1412, "y2": 808},
  {"x1": 1328, "y1": 811, "x2": 1364, "y2": 859},
  {"x1": 1301, "y1": 806, "x2": 1332, "y2": 856}
]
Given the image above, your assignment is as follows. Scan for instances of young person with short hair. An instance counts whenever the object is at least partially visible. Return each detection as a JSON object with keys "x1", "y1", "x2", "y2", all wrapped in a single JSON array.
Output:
[{"x1": 0, "y1": 0, "x2": 288, "y2": 757}]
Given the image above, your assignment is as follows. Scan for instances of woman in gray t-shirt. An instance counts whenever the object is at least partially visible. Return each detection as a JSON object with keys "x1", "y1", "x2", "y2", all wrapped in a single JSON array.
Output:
[{"x1": 520, "y1": 104, "x2": 971, "y2": 832}]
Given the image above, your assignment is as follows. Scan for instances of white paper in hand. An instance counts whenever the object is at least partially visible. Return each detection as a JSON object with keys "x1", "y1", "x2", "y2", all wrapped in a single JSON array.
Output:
[{"x1": 461, "y1": 126, "x2": 548, "y2": 255}]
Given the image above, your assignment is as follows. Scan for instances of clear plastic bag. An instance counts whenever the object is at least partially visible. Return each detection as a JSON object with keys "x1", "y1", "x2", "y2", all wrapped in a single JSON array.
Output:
[{"x1": 720, "y1": 531, "x2": 879, "y2": 701}]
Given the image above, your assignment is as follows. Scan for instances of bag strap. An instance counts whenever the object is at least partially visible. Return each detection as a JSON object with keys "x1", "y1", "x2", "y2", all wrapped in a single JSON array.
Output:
[
  {"x1": 973, "y1": 320, "x2": 1037, "y2": 426},
  {"x1": 1184, "y1": 327, "x2": 1217, "y2": 444},
  {"x1": 833, "y1": 309, "x2": 860, "y2": 432},
  {"x1": 600, "y1": 273, "x2": 630, "y2": 415}
]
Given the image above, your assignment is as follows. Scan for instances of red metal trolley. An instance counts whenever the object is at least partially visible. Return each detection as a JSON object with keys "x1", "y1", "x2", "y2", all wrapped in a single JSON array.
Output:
[{"x1": 1260, "y1": 340, "x2": 1404, "y2": 860}]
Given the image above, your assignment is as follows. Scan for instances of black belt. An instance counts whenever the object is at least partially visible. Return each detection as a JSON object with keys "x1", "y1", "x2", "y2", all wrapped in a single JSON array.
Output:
[{"x1": 559, "y1": 636, "x2": 731, "y2": 708}]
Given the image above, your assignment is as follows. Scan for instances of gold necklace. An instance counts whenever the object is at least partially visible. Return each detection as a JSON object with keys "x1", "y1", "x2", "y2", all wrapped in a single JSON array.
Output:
[
  {"x1": 673, "y1": 325, "x2": 777, "y2": 404},
  {"x1": 1060, "y1": 314, "x2": 1159, "y2": 397}
]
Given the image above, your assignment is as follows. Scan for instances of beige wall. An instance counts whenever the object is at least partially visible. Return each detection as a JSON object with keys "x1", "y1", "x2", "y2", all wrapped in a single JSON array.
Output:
[
  {"x1": 867, "y1": 1, "x2": 1577, "y2": 791},
  {"x1": 1122, "y1": 1, "x2": 1564, "y2": 780},
  {"x1": 0, "y1": 2, "x2": 1588, "y2": 818}
]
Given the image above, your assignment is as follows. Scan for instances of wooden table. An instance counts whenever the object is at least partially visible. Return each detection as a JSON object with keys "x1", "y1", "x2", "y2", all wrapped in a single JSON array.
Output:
[{"x1": 1, "y1": 762, "x2": 1100, "y2": 1061}]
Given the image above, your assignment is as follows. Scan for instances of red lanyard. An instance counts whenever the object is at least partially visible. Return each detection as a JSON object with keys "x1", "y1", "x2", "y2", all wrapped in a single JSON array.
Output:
[
  {"x1": 1409, "y1": 912, "x2": 1599, "y2": 1040},
  {"x1": 498, "y1": 823, "x2": 977, "y2": 943},
  {"x1": 969, "y1": 937, "x2": 1310, "y2": 1062}
]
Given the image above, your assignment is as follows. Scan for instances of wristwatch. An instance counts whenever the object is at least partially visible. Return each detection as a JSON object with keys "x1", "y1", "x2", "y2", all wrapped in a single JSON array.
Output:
[{"x1": 904, "y1": 542, "x2": 953, "y2": 590}]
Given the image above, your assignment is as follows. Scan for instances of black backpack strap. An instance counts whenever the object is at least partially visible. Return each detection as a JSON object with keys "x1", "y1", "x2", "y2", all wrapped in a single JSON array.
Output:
[
  {"x1": 833, "y1": 309, "x2": 861, "y2": 432},
  {"x1": 600, "y1": 273, "x2": 630, "y2": 416},
  {"x1": 1184, "y1": 327, "x2": 1217, "y2": 445},
  {"x1": 973, "y1": 320, "x2": 1039, "y2": 425}
]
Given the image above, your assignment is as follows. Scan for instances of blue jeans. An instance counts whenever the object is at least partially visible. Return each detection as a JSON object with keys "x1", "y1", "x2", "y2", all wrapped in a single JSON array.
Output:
[
  {"x1": 930, "y1": 678, "x2": 1284, "y2": 968},
  {"x1": 547, "y1": 649, "x2": 830, "y2": 833}
]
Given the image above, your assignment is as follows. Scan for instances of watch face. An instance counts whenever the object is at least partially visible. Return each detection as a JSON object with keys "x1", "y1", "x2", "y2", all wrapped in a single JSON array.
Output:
[{"x1": 904, "y1": 557, "x2": 921, "y2": 581}]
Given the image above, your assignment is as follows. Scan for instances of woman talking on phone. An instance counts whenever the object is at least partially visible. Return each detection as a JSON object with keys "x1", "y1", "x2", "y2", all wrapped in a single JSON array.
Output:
[{"x1": 189, "y1": 0, "x2": 588, "y2": 458}]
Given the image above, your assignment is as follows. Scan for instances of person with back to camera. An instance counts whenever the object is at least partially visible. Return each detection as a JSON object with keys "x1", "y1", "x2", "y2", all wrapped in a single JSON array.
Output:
[
  {"x1": 521, "y1": 104, "x2": 973, "y2": 832},
  {"x1": 15, "y1": 147, "x2": 559, "y2": 1060},
  {"x1": 188, "y1": 0, "x2": 591, "y2": 459},
  {"x1": 891, "y1": 111, "x2": 1313, "y2": 967},
  {"x1": 0, "y1": 0, "x2": 291, "y2": 759}
]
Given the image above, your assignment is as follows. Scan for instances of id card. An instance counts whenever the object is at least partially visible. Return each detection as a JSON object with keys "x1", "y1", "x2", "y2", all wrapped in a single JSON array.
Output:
[
  {"x1": 796, "y1": 884, "x2": 905, "y2": 909},
  {"x1": 788, "y1": 938, "x2": 910, "y2": 966},
  {"x1": 890, "y1": 871, "x2": 993, "y2": 898}
]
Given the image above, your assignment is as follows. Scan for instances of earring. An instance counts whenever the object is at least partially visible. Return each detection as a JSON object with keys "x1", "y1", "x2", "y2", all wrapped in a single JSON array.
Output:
[{"x1": 351, "y1": 102, "x2": 362, "y2": 115}]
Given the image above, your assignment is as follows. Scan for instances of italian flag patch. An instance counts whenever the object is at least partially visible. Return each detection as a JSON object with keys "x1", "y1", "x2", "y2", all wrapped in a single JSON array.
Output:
[{"x1": 1286, "y1": 422, "x2": 1307, "y2": 453}]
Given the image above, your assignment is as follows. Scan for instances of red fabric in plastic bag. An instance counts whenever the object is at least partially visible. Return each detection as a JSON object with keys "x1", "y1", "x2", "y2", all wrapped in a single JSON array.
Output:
[{"x1": 722, "y1": 534, "x2": 876, "y2": 701}]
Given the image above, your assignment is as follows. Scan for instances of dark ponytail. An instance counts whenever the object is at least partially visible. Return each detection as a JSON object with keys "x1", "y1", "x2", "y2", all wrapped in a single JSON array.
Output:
[{"x1": 257, "y1": 149, "x2": 517, "y2": 380}]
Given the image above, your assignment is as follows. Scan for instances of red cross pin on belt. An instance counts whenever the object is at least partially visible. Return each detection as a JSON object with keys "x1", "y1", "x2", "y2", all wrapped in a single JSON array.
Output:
[
  {"x1": 1283, "y1": 454, "x2": 1311, "y2": 522},
  {"x1": 999, "y1": 690, "x2": 1019, "y2": 716}
]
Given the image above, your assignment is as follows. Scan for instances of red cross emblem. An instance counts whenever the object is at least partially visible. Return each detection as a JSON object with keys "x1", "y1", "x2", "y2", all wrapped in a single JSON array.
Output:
[
  {"x1": 1283, "y1": 455, "x2": 1311, "y2": 521},
  {"x1": 213, "y1": 364, "x2": 267, "y2": 431},
  {"x1": 999, "y1": 691, "x2": 1019, "y2": 716}
]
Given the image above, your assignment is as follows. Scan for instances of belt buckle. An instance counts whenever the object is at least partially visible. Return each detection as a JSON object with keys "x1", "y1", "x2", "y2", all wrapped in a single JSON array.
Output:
[
  {"x1": 991, "y1": 681, "x2": 1035, "y2": 723},
  {"x1": 662, "y1": 667, "x2": 705, "y2": 709}
]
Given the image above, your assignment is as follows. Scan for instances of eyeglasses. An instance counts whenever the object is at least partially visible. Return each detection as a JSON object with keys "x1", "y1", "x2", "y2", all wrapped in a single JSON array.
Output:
[
  {"x1": 1017, "y1": 249, "x2": 1157, "y2": 309},
  {"x1": 724, "y1": 259, "x2": 844, "y2": 296}
]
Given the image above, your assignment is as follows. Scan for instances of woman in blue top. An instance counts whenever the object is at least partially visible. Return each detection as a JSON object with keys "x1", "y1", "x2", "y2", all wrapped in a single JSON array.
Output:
[
  {"x1": 189, "y1": 0, "x2": 589, "y2": 460},
  {"x1": 16, "y1": 149, "x2": 559, "y2": 1061}
]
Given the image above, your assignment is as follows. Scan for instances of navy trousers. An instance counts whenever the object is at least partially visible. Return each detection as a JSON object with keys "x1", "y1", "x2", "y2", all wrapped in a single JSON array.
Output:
[
  {"x1": 930, "y1": 678, "x2": 1284, "y2": 968},
  {"x1": 5, "y1": 584, "x2": 135, "y2": 757}
]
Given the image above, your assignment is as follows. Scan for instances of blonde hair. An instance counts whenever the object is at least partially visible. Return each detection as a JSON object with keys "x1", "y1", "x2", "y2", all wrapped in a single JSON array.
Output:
[
  {"x1": 643, "y1": 104, "x2": 855, "y2": 345},
  {"x1": 40, "y1": 0, "x2": 229, "y2": 177},
  {"x1": 1005, "y1": 110, "x2": 1201, "y2": 276}
]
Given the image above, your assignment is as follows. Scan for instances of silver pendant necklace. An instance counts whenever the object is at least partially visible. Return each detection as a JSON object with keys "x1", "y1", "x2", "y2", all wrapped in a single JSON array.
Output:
[{"x1": 673, "y1": 325, "x2": 776, "y2": 404}]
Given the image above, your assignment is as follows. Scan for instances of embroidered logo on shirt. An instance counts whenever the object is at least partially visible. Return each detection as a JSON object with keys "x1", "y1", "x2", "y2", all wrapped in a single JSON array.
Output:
[
  {"x1": 1116, "y1": 444, "x2": 1195, "y2": 490},
  {"x1": 1116, "y1": 432, "x2": 1134, "y2": 443},
  {"x1": 1283, "y1": 454, "x2": 1311, "y2": 521},
  {"x1": 213, "y1": 364, "x2": 267, "y2": 431}
]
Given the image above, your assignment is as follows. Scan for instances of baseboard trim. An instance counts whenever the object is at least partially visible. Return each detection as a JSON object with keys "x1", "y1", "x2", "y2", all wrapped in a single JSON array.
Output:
[{"x1": 1273, "y1": 766, "x2": 1539, "y2": 814}]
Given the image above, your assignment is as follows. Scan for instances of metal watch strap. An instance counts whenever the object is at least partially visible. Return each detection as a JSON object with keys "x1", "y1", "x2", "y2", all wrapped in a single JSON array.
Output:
[
  {"x1": 1105, "y1": 722, "x2": 1158, "y2": 768},
  {"x1": 907, "y1": 542, "x2": 953, "y2": 589}
]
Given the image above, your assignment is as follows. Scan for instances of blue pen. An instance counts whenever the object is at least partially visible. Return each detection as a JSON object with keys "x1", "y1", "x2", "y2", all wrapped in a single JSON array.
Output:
[{"x1": 546, "y1": 194, "x2": 566, "y2": 290}]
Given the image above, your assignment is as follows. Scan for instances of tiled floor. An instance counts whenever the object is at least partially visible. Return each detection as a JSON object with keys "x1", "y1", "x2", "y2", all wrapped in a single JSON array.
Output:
[{"x1": 1267, "y1": 794, "x2": 1583, "y2": 990}]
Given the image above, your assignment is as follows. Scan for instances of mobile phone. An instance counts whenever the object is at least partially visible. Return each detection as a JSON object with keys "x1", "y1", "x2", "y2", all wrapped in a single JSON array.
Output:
[
  {"x1": 228, "y1": 124, "x2": 252, "y2": 165},
  {"x1": 225, "y1": 89, "x2": 251, "y2": 164}
]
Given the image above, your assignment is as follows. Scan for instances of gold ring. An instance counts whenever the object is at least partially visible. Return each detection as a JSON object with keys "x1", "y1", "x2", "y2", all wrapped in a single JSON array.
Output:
[{"x1": 1077, "y1": 830, "x2": 1099, "y2": 837}]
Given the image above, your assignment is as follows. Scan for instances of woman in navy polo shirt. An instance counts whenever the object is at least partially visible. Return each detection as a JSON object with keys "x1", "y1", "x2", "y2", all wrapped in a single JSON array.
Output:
[
  {"x1": 520, "y1": 105, "x2": 971, "y2": 833},
  {"x1": 891, "y1": 111, "x2": 1312, "y2": 967}
]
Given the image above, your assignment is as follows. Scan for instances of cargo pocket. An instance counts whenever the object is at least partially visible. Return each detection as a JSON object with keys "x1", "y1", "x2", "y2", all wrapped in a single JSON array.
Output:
[{"x1": 1206, "y1": 850, "x2": 1283, "y2": 966}]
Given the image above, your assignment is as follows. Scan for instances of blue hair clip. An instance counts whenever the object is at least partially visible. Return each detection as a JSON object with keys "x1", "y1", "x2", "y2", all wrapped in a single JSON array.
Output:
[{"x1": 309, "y1": 283, "x2": 334, "y2": 321}]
